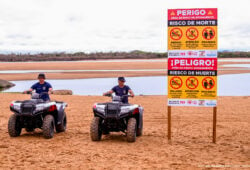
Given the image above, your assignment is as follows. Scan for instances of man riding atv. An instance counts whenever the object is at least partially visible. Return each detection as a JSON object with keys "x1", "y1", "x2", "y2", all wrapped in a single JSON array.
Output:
[
  {"x1": 24, "y1": 73, "x2": 53, "y2": 101},
  {"x1": 103, "y1": 77, "x2": 134, "y2": 103},
  {"x1": 9, "y1": 73, "x2": 68, "y2": 139}
]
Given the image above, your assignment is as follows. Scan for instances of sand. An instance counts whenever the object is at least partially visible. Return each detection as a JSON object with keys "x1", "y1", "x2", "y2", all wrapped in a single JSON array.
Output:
[
  {"x1": 0, "y1": 93, "x2": 249, "y2": 169},
  {"x1": 0, "y1": 59, "x2": 250, "y2": 80}
]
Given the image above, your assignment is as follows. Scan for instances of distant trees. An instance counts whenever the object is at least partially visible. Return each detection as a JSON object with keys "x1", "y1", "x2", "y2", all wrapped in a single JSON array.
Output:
[{"x1": 0, "y1": 51, "x2": 249, "y2": 62}]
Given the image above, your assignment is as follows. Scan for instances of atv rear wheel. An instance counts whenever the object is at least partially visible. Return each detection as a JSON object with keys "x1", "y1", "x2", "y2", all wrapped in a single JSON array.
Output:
[
  {"x1": 8, "y1": 114, "x2": 22, "y2": 137},
  {"x1": 43, "y1": 115, "x2": 55, "y2": 139},
  {"x1": 127, "y1": 117, "x2": 137, "y2": 142},
  {"x1": 56, "y1": 113, "x2": 67, "y2": 132},
  {"x1": 90, "y1": 117, "x2": 102, "y2": 141}
]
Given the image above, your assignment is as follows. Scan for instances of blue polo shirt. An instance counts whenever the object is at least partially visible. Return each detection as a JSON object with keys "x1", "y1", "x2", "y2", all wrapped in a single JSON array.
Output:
[
  {"x1": 31, "y1": 81, "x2": 52, "y2": 101},
  {"x1": 112, "y1": 85, "x2": 131, "y2": 103}
]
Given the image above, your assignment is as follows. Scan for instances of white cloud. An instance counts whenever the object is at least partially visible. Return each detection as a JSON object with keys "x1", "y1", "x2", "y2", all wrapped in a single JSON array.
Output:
[{"x1": 0, "y1": 0, "x2": 249, "y2": 53}]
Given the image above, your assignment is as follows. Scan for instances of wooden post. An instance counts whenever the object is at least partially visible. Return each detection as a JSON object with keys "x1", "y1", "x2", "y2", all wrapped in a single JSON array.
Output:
[
  {"x1": 168, "y1": 106, "x2": 171, "y2": 140},
  {"x1": 213, "y1": 107, "x2": 217, "y2": 143}
]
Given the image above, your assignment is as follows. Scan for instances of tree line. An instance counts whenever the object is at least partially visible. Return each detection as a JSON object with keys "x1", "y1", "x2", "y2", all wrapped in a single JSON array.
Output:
[{"x1": 0, "y1": 51, "x2": 249, "y2": 62}]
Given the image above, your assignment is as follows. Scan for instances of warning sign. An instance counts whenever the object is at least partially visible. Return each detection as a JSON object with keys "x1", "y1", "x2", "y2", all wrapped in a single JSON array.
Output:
[
  {"x1": 202, "y1": 27, "x2": 215, "y2": 40},
  {"x1": 168, "y1": 58, "x2": 217, "y2": 70},
  {"x1": 168, "y1": 8, "x2": 217, "y2": 21},
  {"x1": 168, "y1": 26, "x2": 217, "y2": 50},
  {"x1": 167, "y1": 8, "x2": 218, "y2": 107},
  {"x1": 186, "y1": 27, "x2": 199, "y2": 40},
  {"x1": 170, "y1": 28, "x2": 183, "y2": 40},
  {"x1": 168, "y1": 76, "x2": 217, "y2": 100},
  {"x1": 202, "y1": 77, "x2": 215, "y2": 89},
  {"x1": 170, "y1": 76, "x2": 183, "y2": 89},
  {"x1": 186, "y1": 77, "x2": 198, "y2": 89}
]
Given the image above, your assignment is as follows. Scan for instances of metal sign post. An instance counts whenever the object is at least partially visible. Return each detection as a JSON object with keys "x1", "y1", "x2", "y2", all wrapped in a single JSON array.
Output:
[
  {"x1": 168, "y1": 106, "x2": 171, "y2": 140},
  {"x1": 213, "y1": 106, "x2": 217, "y2": 143}
]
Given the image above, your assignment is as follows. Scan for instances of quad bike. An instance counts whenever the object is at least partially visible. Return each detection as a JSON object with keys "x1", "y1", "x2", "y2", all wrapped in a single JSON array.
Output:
[
  {"x1": 8, "y1": 92, "x2": 67, "y2": 139},
  {"x1": 90, "y1": 94, "x2": 143, "y2": 142}
]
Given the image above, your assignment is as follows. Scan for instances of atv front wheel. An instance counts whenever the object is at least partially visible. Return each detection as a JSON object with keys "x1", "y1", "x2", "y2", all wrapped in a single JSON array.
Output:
[
  {"x1": 127, "y1": 117, "x2": 137, "y2": 142},
  {"x1": 43, "y1": 115, "x2": 55, "y2": 139},
  {"x1": 90, "y1": 117, "x2": 102, "y2": 141},
  {"x1": 56, "y1": 113, "x2": 67, "y2": 132},
  {"x1": 8, "y1": 114, "x2": 22, "y2": 137}
]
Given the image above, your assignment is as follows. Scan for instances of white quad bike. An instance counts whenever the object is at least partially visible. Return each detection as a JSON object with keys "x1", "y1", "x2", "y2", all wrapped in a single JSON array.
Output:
[{"x1": 8, "y1": 92, "x2": 67, "y2": 139}]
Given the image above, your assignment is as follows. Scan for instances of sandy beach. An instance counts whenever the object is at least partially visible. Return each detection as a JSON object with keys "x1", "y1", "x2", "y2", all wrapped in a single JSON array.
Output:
[{"x1": 0, "y1": 94, "x2": 249, "y2": 169}]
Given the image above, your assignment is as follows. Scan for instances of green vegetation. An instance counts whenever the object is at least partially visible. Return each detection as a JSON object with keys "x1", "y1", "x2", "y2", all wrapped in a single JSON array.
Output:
[{"x1": 0, "y1": 51, "x2": 249, "y2": 62}]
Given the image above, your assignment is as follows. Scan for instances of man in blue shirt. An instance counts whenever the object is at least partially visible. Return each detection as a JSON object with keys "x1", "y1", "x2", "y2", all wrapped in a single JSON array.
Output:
[
  {"x1": 103, "y1": 77, "x2": 134, "y2": 103},
  {"x1": 25, "y1": 73, "x2": 53, "y2": 101}
]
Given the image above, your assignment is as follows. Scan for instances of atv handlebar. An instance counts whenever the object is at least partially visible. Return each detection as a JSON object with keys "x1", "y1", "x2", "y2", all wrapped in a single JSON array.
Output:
[{"x1": 104, "y1": 94, "x2": 133, "y2": 98}]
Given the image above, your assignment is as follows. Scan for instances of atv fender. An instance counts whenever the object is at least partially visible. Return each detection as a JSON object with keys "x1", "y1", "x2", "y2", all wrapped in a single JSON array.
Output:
[
  {"x1": 138, "y1": 107, "x2": 144, "y2": 129},
  {"x1": 57, "y1": 105, "x2": 65, "y2": 125}
]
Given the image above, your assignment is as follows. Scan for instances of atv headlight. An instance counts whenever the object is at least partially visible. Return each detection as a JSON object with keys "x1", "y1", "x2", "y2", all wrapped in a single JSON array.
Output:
[
  {"x1": 35, "y1": 105, "x2": 44, "y2": 112},
  {"x1": 96, "y1": 105, "x2": 105, "y2": 113},
  {"x1": 13, "y1": 105, "x2": 20, "y2": 110},
  {"x1": 120, "y1": 107, "x2": 131, "y2": 114}
]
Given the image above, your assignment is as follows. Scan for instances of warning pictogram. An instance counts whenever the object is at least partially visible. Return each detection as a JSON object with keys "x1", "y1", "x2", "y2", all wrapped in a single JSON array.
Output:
[
  {"x1": 170, "y1": 11, "x2": 175, "y2": 16},
  {"x1": 202, "y1": 77, "x2": 215, "y2": 90},
  {"x1": 202, "y1": 27, "x2": 215, "y2": 40},
  {"x1": 186, "y1": 77, "x2": 199, "y2": 89},
  {"x1": 208, "y1": 10, "x2": 213, "y2": 15},
  {"x1": 170, "y1": 76, "x2": 183, "y2": 89},
  {"x1": 170, "y1": 28, "x2": 182, "y2": 40},
  {"x1": 186, "y1": 27, "x2": 199, "y2": 40}
]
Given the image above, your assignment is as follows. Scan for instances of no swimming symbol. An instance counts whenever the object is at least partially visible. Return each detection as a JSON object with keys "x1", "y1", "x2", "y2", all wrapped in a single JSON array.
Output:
[
  {"x1": 170, "y1": 77, "x2": 183, "y2": 89},
  {"x1": 170, "y1": 28, "x2": 183, "y2": 40}
]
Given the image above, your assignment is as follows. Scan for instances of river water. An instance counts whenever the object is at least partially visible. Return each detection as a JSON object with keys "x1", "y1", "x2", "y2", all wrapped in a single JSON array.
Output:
[{"x1": 3, "y1": 73, "x2": 250, "y2": 96}]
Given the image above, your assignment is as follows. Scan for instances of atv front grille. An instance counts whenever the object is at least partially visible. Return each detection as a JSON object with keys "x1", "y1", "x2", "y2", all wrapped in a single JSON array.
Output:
[
  {"x1": 106, "y1": 103, "x2": 120, "y2": 118},
  {"x1": 106, "y1": 110, "x2": 117, "y2": 117},
  {"x1": 21, "y1": 106, "x2": 34, "y2": 114}
]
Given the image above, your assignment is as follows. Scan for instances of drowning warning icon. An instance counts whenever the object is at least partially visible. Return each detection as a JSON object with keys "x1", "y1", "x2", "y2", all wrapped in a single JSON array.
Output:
[
  {"x1": 186, "y1": 27, "x2": 199, "y2": 40},
  {"x1": 202, "y1": 27, "x2": 215, "y2": 40},
  {"x1": 202, "y1": 77, "x2": 215, "y2": 90},
  {"x1": 170, "y1": 77, "x2": 183, "y2": 89},
  {"x1": 170, "y1": 28, "x2": 183, "y2": 40},
  {"x1": 186, "y1": 77, "x2": 198, "y2": 89}
]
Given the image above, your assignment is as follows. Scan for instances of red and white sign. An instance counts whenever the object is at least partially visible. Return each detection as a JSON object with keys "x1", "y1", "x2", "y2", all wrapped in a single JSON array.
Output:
[
  {"x1": 168, "y1": 8, "x2": 217, "y2": 20},
  {"x1": 168, "y1": 99, "x2": 217, "y2": 107},
  {"x1": 168, "y1": 58, "x2": 217, "y2": 70},
  {"x1": 168, "y1": 50, "x2": 217, "y2": 58}
]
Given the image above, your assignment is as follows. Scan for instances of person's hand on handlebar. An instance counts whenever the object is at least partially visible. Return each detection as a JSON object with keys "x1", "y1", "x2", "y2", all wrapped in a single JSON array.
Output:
[
  {"x1": 23, "y1": 89, "x2": 32, "y2": 94},
  {"x1": 103, "y1": 90, "x2": 113, "y2": 96},
  {"x1": 129, "y1": 89, "x2": 135, "y2": 98}
]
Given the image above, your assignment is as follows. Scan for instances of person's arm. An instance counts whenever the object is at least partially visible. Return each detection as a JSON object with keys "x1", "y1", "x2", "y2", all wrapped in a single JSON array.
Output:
[
  {"x1": 47, "y1": 83, "x2": 53, "y2": 94},
  {"x1": 103, "y1": 90, "x2": 114, "y2": 96},
  {"x1": 23, "y1": 88, "x2": 33, "y2": 94},
  {"x1": 48, "y1": 88, "x2": 53, "y2": 94},
  {"x1": 103, "y1": 86, "x2": 116, "y2": 96},
  {"x1": 127, "y1": 86, "x2": 134, "y2": 97},
  {"x1": 128, "y1": 89, "x2": 134, "y2": 97},
  {"x1": 24, "y1": 83, "x2": 36, "y2": 94}
]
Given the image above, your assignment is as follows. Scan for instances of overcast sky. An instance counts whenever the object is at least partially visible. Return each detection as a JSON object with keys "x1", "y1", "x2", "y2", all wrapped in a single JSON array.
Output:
[{"x1": 0, "y1": 0, "x2": 249, "y2": 53}]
